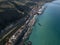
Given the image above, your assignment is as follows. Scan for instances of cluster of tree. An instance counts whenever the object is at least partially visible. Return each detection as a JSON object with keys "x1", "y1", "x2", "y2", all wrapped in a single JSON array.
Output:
[
  {"x1": 30, "y1": 0, "x2": 53, "y2": 2},
  {"x1": 0, "y1": 1, "x2": 31, "y2": 30},
  {"x1": 25, "y1": 1, "x2": 37, "y2": 7},
  {"x1": 17, "y1": 0, "x2": 53, "y2": 3}
]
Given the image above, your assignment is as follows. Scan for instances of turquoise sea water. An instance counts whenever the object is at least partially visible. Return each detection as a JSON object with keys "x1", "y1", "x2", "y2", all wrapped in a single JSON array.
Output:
[{"x1": 29, "y1": 0, "x2": 60, "y2": 45}]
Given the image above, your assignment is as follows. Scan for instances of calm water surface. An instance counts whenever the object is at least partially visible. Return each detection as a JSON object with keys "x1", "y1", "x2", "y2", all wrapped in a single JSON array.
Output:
[{"x1": 29, "y1": 0, "x2": 60, "y2": 45}]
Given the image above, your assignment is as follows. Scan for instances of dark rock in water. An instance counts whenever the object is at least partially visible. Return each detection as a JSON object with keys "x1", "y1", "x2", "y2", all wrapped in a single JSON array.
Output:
[
  {"x1": 27, "y1": 41, "x2": 32, "y2": 45},
  {"x1": 38, "y1": 23, "x2": 42, "y2": 26}
]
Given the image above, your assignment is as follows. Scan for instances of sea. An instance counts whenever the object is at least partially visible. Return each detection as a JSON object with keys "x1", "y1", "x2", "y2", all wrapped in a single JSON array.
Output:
[{"x1": 29, "y1": 0, "x2": 60, "y2": 45}]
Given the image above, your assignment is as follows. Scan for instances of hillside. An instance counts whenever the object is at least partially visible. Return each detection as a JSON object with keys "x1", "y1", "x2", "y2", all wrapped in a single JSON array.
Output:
[
  {"x1": 0, "y1": 1, "x2": 31, "y2": 30},
  {"x1": 0, "y1": 0, "x2": 53, "y2": 30}
]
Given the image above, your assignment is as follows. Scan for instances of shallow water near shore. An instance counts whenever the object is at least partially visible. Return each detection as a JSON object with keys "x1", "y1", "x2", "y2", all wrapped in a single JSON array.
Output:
[{"x1": 29, "y1": 0, "x2": 60, "y2": 45}]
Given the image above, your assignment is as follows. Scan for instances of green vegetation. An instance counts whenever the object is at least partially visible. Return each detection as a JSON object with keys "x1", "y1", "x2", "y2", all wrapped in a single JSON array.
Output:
[{"x1": 0, "y1": 0, "x2": 53, "y2": 45}]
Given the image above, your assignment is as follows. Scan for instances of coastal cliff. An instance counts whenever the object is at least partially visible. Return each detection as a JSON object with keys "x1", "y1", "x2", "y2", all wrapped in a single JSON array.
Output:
[{"x1": 0, "y1": 0, "x2": 53, "y2": 45}]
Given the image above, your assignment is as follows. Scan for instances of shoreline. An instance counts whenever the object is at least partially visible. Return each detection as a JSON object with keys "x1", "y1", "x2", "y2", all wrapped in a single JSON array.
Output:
[
  {"x1": 0, "y1": 0, "x2": 54, "y2": 45},
  {"x1": 18, "y1": 0, "x2": 54, "y2": 44},
  {"x1": 24, "y1": 0, "x2": 54, "y2": 45}
]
